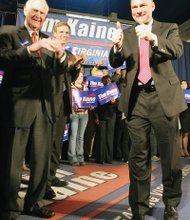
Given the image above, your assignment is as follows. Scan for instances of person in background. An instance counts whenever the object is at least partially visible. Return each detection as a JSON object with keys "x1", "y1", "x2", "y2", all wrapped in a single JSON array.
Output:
[
  {"x1": 179, "y1": 80, "x2": 190, "y2": 157},
  {"x1": 94, "y1": 75, "x2": 117, "y2": 164},
  {"x1": 113, "y1": 68, "x2": 130, "y2": 162},
  {"x1": 91, "y1": 59, "x2": 105, "y2": 76},
  {"x1": 0, "y1": 0, "x2": 67, "y2": 219},
  {"x1": 112, "y1": 67, "x2": 121, "y2": 83},
  {"x1": 109, "y1": 0, "x2": 187, "y2": 219},
  {"x1": 67, "y1": 69, "x2": 89, "y2": 166},
  {"x1": 44, "y1": 22, "x2": 85, "y2": 200},
  {"x1": 102, "y1": 67, "x2": 109, "y2": 76},
  {"x1": 84, "y1": 64, "x2": 104, "y2": 161}
]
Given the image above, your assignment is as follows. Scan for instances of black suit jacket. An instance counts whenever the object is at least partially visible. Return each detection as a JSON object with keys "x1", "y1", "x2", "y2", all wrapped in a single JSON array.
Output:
[
  {"x1": 52, "y1": 50, "x2": 79, "y2": 118},
  {"x1": 0, "y1": 25, "x2": 63, "y2": 127},
  {"x1": 109, "y1": 20, "x2": 187, "y2": 118}
]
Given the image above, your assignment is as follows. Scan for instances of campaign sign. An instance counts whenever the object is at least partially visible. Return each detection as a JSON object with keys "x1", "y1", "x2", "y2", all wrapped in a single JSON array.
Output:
[
  {"x1": 0, "y1": 70, "x2": 4, "y2": 87},
  {"x1": 63, "y1": 123, "x2": 70, "y2": 142},
  {"x1": 72, "y1": 90, "x2": 98, "y2": 108},
  {"x1": 183, "y1": 89, "x2": 190, "y2": 103},
  {"x1": 17, "y1": 9, "x2": 131, "y2": 67},
  {"x1": 97, "y1": 82, "x2": 120, "y2": 105},
  {"x1": 84, "y1": 76, "x2": 104, "y2": 91}
]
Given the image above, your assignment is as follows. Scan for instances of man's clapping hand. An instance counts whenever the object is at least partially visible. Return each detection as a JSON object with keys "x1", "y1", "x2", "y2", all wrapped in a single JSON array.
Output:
[
  {"x1": 68, "y1": 52, "x2": 87, "y2": 68},
  {"x1": 28, "y1": 37, "x2": 65, "y2": 57}
]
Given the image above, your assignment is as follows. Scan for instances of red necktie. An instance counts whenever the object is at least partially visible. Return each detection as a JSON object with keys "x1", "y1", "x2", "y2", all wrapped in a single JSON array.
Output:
[
  {"x1": 31, "y1": 31, "x2": 41, "y2": 56},
  {"x1": 31, "y1": 31, "x2": 37, "y2": 43},
  {"x1": 137, "y1": 38, "x2": 152, "y2": 84}
]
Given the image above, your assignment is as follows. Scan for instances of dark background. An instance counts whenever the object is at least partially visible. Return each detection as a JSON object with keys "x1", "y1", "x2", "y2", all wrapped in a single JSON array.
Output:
[
  {"x1": 0, "y1": 1, "x2": 190, "y2": 89},
  {"x1": 0, "y1": 0, "x2": 190, "y2": 25}
]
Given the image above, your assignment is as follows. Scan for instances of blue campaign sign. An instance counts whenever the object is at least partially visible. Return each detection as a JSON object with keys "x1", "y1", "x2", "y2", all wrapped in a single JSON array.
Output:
[
  {"x1": 183, "y1": 89, "x2": 190, "y2": 103},
  {"x1": 16, "y1": 9, "x2": 131, "y2": 66},
  {"x1": 96, "y1": 82, "x2": 120, "y2": 105},
  {"x1": 72, "y1": 90, "x2": 98, "y2": 108},
  {"x1": 84, "y1": 76, "x2": 103, "y2": 91}
]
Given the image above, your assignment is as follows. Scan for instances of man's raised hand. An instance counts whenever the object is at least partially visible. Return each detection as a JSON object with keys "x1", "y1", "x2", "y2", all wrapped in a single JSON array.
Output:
[{"x1": 112, "y1": 21, "x2": 123, "y2": 50}]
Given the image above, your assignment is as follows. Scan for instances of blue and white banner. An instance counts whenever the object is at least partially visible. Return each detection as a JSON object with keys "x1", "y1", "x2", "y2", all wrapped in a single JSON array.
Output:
[
  {"x1": 84, "y1": 76, "x2": 103, "y2": 91},
  {"x1": 183, "y1": 89, "x2": 190, "y2": 103},
  {"x1": 0, "y1": 70, "x2": 4, "y2": 87},
  {"x1": 96, "y1": 82, "x2": 120, "y2": 105},
  {"x1": 16, "y1": 8, "x2": 130, "y2": 67},
  {"x1": 72, "y1": 90, "x2": 98, "y2": 108}
]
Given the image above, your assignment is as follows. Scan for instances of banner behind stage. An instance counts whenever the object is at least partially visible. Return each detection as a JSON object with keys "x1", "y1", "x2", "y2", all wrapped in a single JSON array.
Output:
[{"x1": 16, "y1": 8, "x2": 131, "y2": 67}]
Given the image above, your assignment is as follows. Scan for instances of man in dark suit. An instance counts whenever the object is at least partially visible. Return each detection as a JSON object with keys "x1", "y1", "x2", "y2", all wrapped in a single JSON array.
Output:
[
  {"x1": 44, "y1": 21, "x2": 85, "y2": 199},
  {"x1": 109, "y1": 0, "x2": 187, "y2": 219},
  {"x1": 0, "y1": 0, "x2": 69, "y2": 219}
]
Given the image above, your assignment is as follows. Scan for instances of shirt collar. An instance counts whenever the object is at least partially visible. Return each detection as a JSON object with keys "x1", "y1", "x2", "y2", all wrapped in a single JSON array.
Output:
[
  {"x1": 24, "y1": 21, "x2": 39, "y2": 38},
  {"x1": 146, "y1": 19, "x2": 153, "y2": 29}
]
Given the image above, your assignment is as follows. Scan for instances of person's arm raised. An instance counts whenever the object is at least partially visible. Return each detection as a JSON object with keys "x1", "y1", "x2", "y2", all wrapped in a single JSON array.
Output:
[{"x1": 112, "y1": 21, "x2": 124, "y2": 51}]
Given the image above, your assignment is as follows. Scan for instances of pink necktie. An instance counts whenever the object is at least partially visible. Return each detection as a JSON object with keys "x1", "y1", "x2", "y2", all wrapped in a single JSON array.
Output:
[{"x1": 137, "y1": 38, "x2": 152, "y2": 84}]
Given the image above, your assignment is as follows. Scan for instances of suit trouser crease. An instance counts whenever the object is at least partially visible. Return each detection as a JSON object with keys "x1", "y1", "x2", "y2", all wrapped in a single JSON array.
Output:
[
  {"x1": 48, "y1": 113, "x2": 67, "y2": 186},
  {"x1": 0, "y1": 100, "x2": 52, "y2": 215},
  {"x1": 127, "y1": 90, "x2": 182, "y2": 215}
]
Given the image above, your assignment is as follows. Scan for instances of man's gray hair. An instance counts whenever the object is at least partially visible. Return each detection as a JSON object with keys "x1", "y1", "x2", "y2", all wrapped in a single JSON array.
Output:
[{"x1": 25, "y1": 0, "x2": 49, "y2": 15}]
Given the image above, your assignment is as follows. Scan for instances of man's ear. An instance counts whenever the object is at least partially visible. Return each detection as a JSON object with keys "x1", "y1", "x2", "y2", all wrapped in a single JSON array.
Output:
[
  {"x1": 152, "y1": 1, "x2": 155, "y2": 12},
  {"x1": 23, "y1": 6, "x2": 27, "y2": 16}
]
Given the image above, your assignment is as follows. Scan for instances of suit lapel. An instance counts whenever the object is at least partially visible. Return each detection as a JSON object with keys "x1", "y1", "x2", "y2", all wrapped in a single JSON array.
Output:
[
  {"x1": 125, "y1": 26, "x2": 139, "y2": 84},
  {"x1": 150, "y1": 20, "x2": 162, "y2": 57},
  {"x1": 17, "y1": 26, "x2": 31, "y2": 45},
  {"x1": 129, "y1": 25, "x2": 139, "y2": 61},
  {"x1": 17, "y1": 26, "x2": 46, "y2": 59},
  {"x1": 152, "y1": 20, "x2": 162, "y2": 36},
  {"x1": 133, "y1": 34, "x2": 139, "y2": 63},
  {"x1": 39, "y1": 31, "x2": 50, "y2": 60},
  {"x1": 128, "y1": 26, "x2": 140, "y2": 75}
]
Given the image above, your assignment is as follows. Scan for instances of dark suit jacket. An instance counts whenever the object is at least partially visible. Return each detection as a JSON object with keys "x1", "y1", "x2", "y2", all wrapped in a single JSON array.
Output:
[
  {"x1": 109, "y1": 20, "x2": 187, "y2": 118},
  {"x1": 0, "y1": 25, "x2": 64, "y2": 127},
  {"x1": 52, "y1": 50, "x2": 79, "y2": 118}
]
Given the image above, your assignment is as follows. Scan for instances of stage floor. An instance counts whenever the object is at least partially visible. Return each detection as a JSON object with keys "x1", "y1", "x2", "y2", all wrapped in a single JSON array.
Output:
[{"x1": 18, "y1": 157, "x2": 190, "y2": 220}]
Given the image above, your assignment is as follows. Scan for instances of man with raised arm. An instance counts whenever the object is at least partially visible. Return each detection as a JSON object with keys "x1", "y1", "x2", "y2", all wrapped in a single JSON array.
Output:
[{"x1": 109, "y1": 0, "x2": 186, "y2": 219}]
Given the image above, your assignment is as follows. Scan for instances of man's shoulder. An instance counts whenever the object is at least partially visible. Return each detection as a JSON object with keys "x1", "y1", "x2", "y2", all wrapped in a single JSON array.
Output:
[
  {"x1": 123, "y1": 24, "x2": 135, "y2": 33},
  {"x1": 0, "y1": 25, "x2": 21, "y2": 34},
  {"x1": 153, "y1": 19, "x2": 178, "y2": 28}
]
